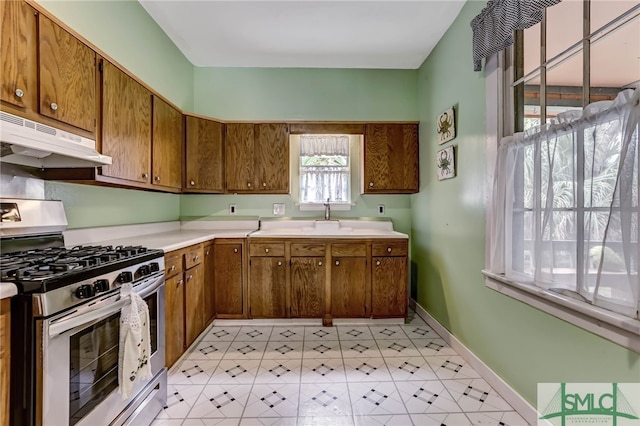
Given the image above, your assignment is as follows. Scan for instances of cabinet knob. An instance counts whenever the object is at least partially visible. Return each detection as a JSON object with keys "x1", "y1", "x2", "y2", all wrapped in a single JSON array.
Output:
[
  {"x1": 387, "y1": 247, "x2": 392, "y2": 253},
  {"x1": 376, "y1": 260, "x2": 381, "y2": 266},
  {"x1": 265, "y1": 248, "x2": 269, "y2": 253},
  {"x1": 155, "y1": 176, "x2": 161, "y2": 182},
  {"x1": 247, "y1": 182, "x2": 252, "y2": 187},
  {"x1": 178, "y1": 279, "x2": 184, "y2": 286},
  {"x1": 14, "y1": 88, "x2": 24, "y2": 98},
  {"x1": 318, "y1": 261, "x2": 323, "y2": 266},
  {"x1": 170, "y1": 265, "x2": 176, "y2": 271},
  {"x1": 50, "y1": 102, "x2": 58, "y2": 111},
  {"x1": 277, "y1": 261, "x2": 282, "y2": 266},
  {"x1": 194, "y1": 255, "x2": 199, "y2": 261},
  {"x1": 262, "y1": 182, "x2": 267, "y2": 187},
  {"x1": 206, "y1": 250, "x2": 210, "y2": 256},
  {"x1": 142, "y1": 173, "x2": 149, "y2": 179},
  {"x1": 188, "y1": 274, "x2": 193, "y2": 281},
  {"x1": 234, "y1": 248, "x2": 238, "y2": 253},
  {"x1": 335, "y1": 260, "x2": 340, "y2": 266},
  {"x1": 190, "y1": 180, "x2": 195, "y2": 186},
  {"x1": 369, "y1": 182, "x2": 374, "y2": 187}
]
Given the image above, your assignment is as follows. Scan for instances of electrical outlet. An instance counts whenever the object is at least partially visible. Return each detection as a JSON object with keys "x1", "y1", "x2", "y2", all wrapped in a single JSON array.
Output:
[
  {"x1": 273, "y1": 203, "x2": 285, "y2": 216},
  {"x1": 229, "y1": 204, "x2": 237, "y2": 215},
  {"x1": 378, "y1": 204, "x2": 385, "y2": 215}
]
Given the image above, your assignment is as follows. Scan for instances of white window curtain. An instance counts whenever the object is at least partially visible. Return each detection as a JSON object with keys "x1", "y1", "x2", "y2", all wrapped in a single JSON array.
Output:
[
  {"x1": 299, "y1": 135, "x2": 350, "y2": 204},
  {"x1": 490, "y1": 89, "x2": 640, "y2": 318}
]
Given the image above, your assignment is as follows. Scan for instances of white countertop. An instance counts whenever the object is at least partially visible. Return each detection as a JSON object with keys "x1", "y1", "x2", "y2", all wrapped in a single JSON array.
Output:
[{"x1": 1, "y1": 282, "x2": 17, "y2": 299}]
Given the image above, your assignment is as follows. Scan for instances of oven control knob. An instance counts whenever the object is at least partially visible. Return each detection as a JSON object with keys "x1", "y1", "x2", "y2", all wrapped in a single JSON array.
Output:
[
  {"x1": 137, "y1": 265, "x2": 150, "y2": 277},
  {"x1": 149, "y1": 262, "x2": 160, "y2": 273},
  {"x1": 75, "y1": 284, "x2": 95, "y2": 299},
  {"x1": 117, "y1": 271, "x2": 133, "y2": 283},
  {"x1": 94, "y1": 279, "x2": 110, "y2": 292}
]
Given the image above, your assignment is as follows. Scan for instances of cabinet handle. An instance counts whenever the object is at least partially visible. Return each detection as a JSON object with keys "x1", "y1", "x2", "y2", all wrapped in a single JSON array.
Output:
[
  {"x1": 262, "y1": 182, "x2": 267, "y2": 187},
  {"x1": 247, "y1": 182, "x2": 252, "y2": 188},
  {"x1": 155, "y1": 176, "x2": 161, "y2": 182},
  {"x1": 234, "y1": 248, "x2": 238, "y2": 253},
  {"x1": 170, "y1": 265, "x2": 176, "y2": 271},
  {"x1": 318, "y1": 261, "x2": 323, "y2": 266},
  {"x1": 50, "y1": 102, "x2": 58, "y2": 111},
  {"x1": 376, "y1": 260, "x2": 381, "y2": 266},
  {"x1": 265, "y1": 248, "x2": 270, "y2": 253},
  {"x1": 142, "y1": 173, "x2": 149, "y2": 179},
  {"x1": 277, "y1": 261, "x2": 282, "y2": 266},
  {"x1": 387, "y1": 247, "x2": 392, "y2": 253},
  {"x1": 190, "y1": 180, "x2": 195, "y2": 186},
  {"x1": 15, "y1": 88, "x2": 24, "y2": 98},
  {"x1": 369, "y1": 182, "x2": 374, "y2": 187},
  {"x1": 194, "y1": 255, "x2": 199, "y2": 261},
  {"x1": 178, "y1": 279, "x2": 184, "y2": 286},
  {"x1": 335, "y1": 260, "x2": 340, "y2": 266},
  {"x1": 206, "y1": 250, "x2": 210, "y2": 256}
]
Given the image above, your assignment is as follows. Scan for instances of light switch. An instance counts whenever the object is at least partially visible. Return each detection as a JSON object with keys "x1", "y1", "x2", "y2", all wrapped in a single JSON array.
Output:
[{"x1": 273, "y1": 203, "x2": 285, "y2": 216}]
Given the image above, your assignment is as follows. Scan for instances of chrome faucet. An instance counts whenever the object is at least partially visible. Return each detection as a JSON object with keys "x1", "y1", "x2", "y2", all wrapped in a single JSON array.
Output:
[{"x1": 323, "y1": 198, "x2": 331, "y2": 220}]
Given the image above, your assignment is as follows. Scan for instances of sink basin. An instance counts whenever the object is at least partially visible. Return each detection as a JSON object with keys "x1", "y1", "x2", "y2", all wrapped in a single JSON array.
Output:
[
  {"x1": 253, "y1": 218, "x2": 401, "y2": 238},
  {"x1": 301, "y1": 221, "x2": 353, "y2": 235}
]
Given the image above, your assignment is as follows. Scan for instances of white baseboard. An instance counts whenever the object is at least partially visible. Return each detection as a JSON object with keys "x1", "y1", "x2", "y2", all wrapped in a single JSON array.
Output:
[{"x1": 409, "y1": 299, "x2": 538, "y2": 425}]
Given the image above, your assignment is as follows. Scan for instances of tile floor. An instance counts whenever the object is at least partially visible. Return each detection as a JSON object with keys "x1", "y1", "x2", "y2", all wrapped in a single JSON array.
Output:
[{"x1": 152, "y1": 310, "x2": 528, "y2": 426}]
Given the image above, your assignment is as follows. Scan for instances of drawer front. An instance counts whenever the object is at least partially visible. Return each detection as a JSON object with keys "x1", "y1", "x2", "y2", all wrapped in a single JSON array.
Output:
[
  {"x1": 249, "y1": 242, "x2": 285, "y2": 257},
  {"x1": 165, "y1": 251, "x2": 184, "y2": 278},
  {"x1": 185, "y1": 244, "x2": 204, "y2": 269},
  {"x1": 331, "y1": 243, "x2": 366, "y2": 257},
  {"x1": 372, "y1": 240, "x2": 408, "y2": 257},
  {"x1": 291, "y1": 243, "x2": 326, "y2": 257}
]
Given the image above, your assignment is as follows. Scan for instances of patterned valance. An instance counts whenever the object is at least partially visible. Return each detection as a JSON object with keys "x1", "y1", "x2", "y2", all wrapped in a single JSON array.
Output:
[
  {"x1": 300, "y1": 135, "x2": 350, "y2": 157},
  {"x1": 470, "y1": 0, "x2": 562, "y2": 71}
]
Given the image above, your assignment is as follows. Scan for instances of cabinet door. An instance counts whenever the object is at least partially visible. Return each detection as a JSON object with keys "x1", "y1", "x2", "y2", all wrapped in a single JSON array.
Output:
[
  {"x1": 0, "y1": 0, "x2": 36, "y2": 110},
  {"x1": 185, "y1": 116, "x2": 224, "y2": 192},
  {"x1": 291, "y1": 257, "x2": 325, "y2": 318},
  {"x1": 331, "y1": 257, "x2": 367, "y2": 317},
  {"x1": 214, "y1": 243, "x2": 245, "y2": 317},
  {"x1": 152, "y1": 96, "x2": 183, "y2": 189},
  {"x1": 101, "y1": 61, "x2": 151, "y2": 183},
  {"x1": 364, "y1": 124, "x2": 419, "y2": 193},
  {"x1": 185, "y1": 264, "x2": 205, "y2": 347},
  {"x1": 0, "y1": 299, "x2": 10, "y2": 426},
  {"x1": 249, "y1": 257, "x2": 286, "y2": 318},
  {"x1": 255, "y1": 123, "x2": 289, "y2": 192},
  {"x1": 203, "y1": 244, "x2": 215, "y2": 324},
  {"x1": 165, "y1": 274, "x2": 185, "y2": 368},
  {"x1": 372, "y1": 257, "x2": 407, "y2": 318},
  {"x1": 225, "y1": 123, "x2": 255, "y2": 192},
  {"x1": 38, "y1": 14, "x2": 96, "y2": 132}
]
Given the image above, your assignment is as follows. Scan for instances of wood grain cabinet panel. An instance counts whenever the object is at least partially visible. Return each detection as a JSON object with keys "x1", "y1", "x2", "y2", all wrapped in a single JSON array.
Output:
[
  {"x1": 203, "y1": 243, "x2": 215, "y2": 324},
  {"x1": 255, "y1": 123, "x2": 289, "y2": 192},
  {"x1": 185, "y1": 116, "x2": 224, "y2": 192},
  {"x1": 363, "y1": 123, "x2": 419, "y2": 193},
  {"x1": 225, "y1": 123, "x2": 255, "y2": 192},
  {"x1": 38, "y1": 14, "x2": 95, "y2": 132},
  {"x1": 101, "y1": 61, "x2": 152, "y2": 183},
  {"x1": 0, "y1": 299, "x2": 10, "y2": 426},
  {"x1": 290, "y1": 257, "x2": 325, "y2": 318},
  {"x1": 0, "y1": 0, "x2": 36, "y2": 111},
  {"x1": 214, "y1": 241, "x2": 245, "y2": 318},
  {"x1": 185, "y1": 263, "x2": 205, "y2": 347},
  {"x1": 372, "y1": 256, "x2": 407, "y2": 318},
  {"x1": 165, "y1": 274, "x2": 185, "y2": 368},
  {"x1": 249, "y1": 257, "x2": 286, "y2": 318},
  {"x1": 331, "y1": 257, "x2": 367, "y2": 317},
  {"x1": 152, "y1": 96, "x2": 183, "y2": 189}
]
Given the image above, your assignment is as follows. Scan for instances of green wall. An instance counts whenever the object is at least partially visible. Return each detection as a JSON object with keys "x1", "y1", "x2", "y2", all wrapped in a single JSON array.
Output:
[{"x1": 412, "y1": 0, "x2": 640, "y2": 406}]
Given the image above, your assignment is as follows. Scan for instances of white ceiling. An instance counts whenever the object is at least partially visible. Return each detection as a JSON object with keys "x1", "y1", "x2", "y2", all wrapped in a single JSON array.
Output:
[{"x1": 138, "y1": 1, "x2": 466, "y2": 69}]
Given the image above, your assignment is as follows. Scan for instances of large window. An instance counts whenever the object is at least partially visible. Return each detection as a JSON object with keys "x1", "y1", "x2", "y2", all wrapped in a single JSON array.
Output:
[{"x1": 298, "y1": 134, "x2": 351, "y2": 205}]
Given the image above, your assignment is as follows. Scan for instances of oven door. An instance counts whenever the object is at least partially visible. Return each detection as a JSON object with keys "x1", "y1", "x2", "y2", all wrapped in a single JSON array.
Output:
[{"x1": 39, "y1": 274, "x2": 166, "y2": 426}]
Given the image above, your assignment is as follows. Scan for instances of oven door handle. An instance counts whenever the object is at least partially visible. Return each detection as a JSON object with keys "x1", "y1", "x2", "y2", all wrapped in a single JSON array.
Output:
[{"x1": 48, "y1": 275, "x2": 164, "y2": 338}]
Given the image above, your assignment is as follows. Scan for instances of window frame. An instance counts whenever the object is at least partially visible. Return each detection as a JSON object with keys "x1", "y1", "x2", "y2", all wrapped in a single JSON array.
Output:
[{"x1": 483, "y1": 7, "x2": 640, "y2": 351}]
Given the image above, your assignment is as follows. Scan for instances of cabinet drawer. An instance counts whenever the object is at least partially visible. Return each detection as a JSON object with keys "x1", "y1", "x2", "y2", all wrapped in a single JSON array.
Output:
[
  {"x1": 331, "y1": 243, "x2": 366, "y2": 257},
  {"x1": 185, "y1": 244, "x2": 204, "y2": 269},
  {"x1": 291, "y1": 243, "x2": 326, "y2": 257},
  {"x1": 372, "y1": 241, "x2": 408, "y2": 257},
  {"x1": 165, "y1": 251, "x2": 184, "y2": 278},
  {"x1": 249, "y1": 242, "x2": 285, "y2": 257}
]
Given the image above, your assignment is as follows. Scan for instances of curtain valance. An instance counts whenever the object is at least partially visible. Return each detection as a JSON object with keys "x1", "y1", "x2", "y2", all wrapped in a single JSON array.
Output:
[
  {"x1": 300, "y1": 135, "x2": 349, "y2": 156},
  {"x1": 471, "y1": 0, "x2": 562, "y2": 71}
]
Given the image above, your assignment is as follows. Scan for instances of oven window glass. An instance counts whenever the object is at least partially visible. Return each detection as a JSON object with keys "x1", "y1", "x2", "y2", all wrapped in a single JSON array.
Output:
[{"x1": 68, "y1": 294, "x2": 158, "y2": 425}]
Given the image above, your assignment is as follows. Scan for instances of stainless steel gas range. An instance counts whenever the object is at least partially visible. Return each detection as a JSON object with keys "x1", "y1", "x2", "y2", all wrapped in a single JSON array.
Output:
[{"x1": 0, "y1": 198, "x2": 167, "y2": 426}]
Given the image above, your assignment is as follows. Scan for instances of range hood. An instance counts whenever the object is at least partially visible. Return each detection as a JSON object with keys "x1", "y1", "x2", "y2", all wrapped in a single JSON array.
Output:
[{"x1": 0, "y1": 111, "x2": 112, "y2": 168}]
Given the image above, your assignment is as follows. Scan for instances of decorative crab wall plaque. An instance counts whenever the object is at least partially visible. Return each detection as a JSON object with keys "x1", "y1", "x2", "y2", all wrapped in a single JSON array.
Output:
[
  {"x1": 437, "y1": 107, "x2": 456, "y2": 144},
  {"x1": 436, "y1": 145, "x2": 456, "y2": 180}
]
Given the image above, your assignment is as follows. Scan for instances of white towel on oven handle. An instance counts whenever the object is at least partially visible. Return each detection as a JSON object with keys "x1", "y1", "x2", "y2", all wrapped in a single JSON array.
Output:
[{"x1": 118, "y1": 282, "x2": 152, "y2": 400}]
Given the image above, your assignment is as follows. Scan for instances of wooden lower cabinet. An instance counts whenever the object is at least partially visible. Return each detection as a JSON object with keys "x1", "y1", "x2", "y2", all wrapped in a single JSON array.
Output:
[
  {"x1": 165, "y1": 274, "x2": 185, "y2": 368},
  {"x1": 249, "y1": 257, "x2": 286, "y2": 318},
  {"x1": 214, "y1": 240, "x2": 246, "y2": 318},
  {"x1": 184, "y1": 263, "x2": 205, "y2": 347},
  {"x1": 203, "y1": 243, "x2": 215, "y2": 324},
  {"x1": 372, "y1": 257, "x2": 407, "y2": 318},
  {"x1": 330, "y1": 257, "x2": 368, "y2": 317},
  {"x1": 1, "y1": 298, "x2": 10, "y2": 426},
  {"x1": 290, "y1": 257, "x2": 325, "y2": 317}
]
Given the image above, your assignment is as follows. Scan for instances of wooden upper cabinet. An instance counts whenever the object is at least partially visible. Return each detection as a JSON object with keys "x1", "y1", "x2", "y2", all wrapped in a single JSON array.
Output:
[
  {"x1": 363, "y1": 123, "x2": 419, "y2": 193},
  {"x1": 225, "y1": 123, "x2": 289, "y2": 193},
  {"x1": 185, "y1": 116, "x2": 224, "y2": 193},
  {"x1": 0, "y1": 0, "x2": 37, "y2": 110},
  {"x1": 101, "y1": 61, "x2": 151, "y2": 183},
  {"x1": 152, "y1": 96, "x2": 183, "y2": 189},
  {"x1": 225, "y1": 123, "x2": 255, "y2": 192},
  {"x1": 255, "y1": 123, "x2": 289, "y2": 192},
  {"x1": 38, "y1": 14, "x2": 96, "y2": 132}
]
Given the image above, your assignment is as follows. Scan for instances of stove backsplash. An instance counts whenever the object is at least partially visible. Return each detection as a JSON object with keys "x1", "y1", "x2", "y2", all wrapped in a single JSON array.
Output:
[{"x1": 0, "y1": 164, "x2": 45, "y2": 199}]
